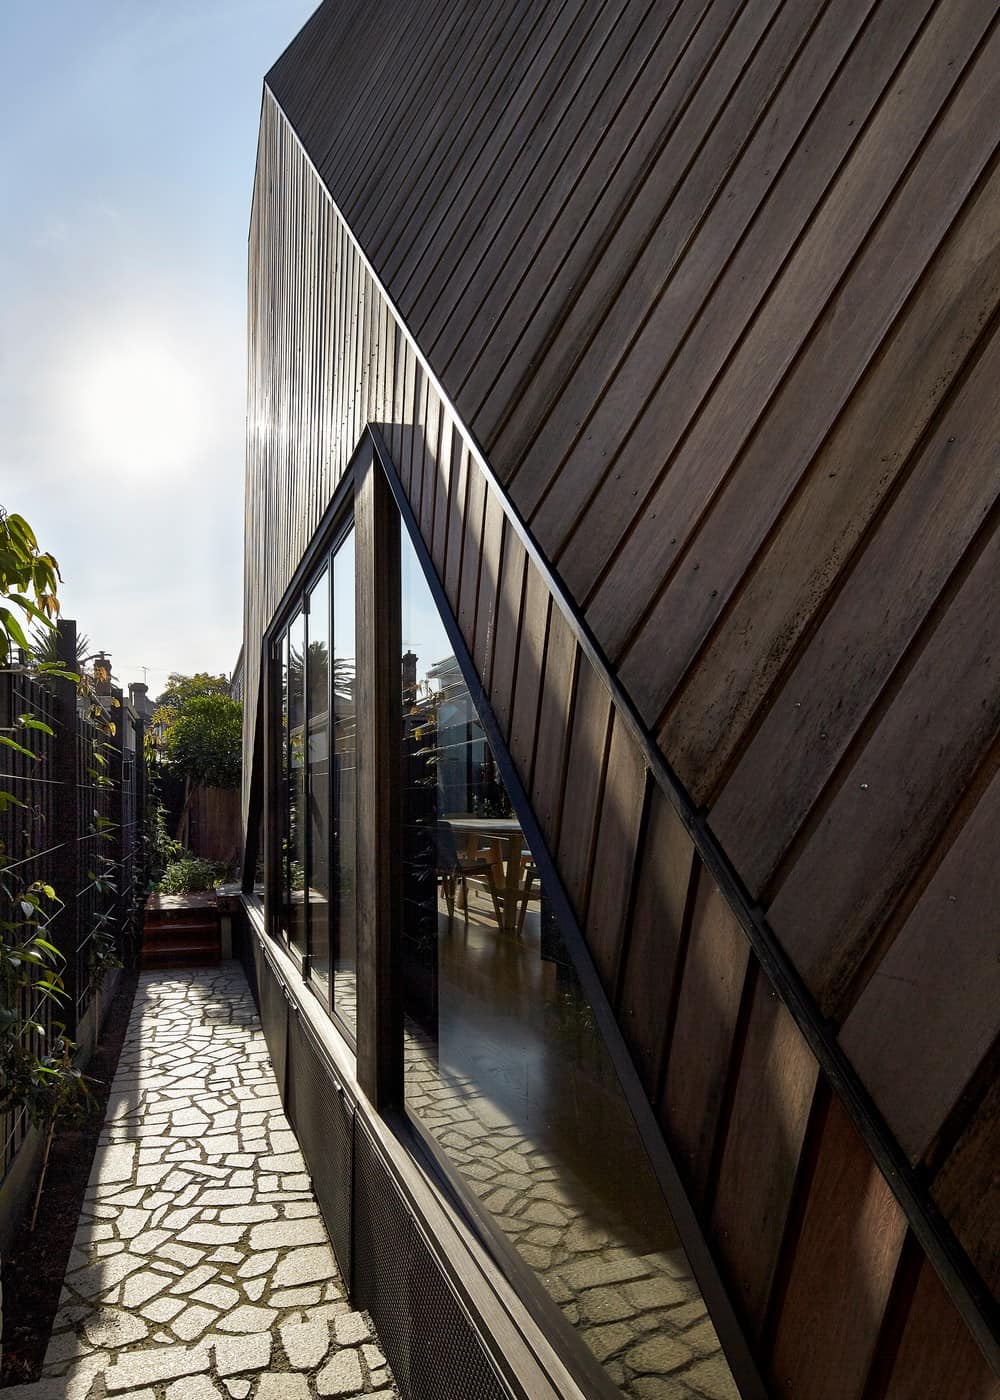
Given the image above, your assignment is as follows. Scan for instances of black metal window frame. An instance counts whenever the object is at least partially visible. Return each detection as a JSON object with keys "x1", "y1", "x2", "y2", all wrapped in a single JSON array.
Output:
[
  {"x1": 266, "y1": 492, "x2": 357, "y2": 1051},
  {"x1": 257, "y1": 428, "x2": 766, "y2": 1400},
  {"x1": 366, "y1": 428, "x2": 767, "y2": 1400}
]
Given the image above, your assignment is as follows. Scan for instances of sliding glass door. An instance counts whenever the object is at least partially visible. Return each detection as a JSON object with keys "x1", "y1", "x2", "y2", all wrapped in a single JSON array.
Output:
[{"x1": 271, "y1": 521, "x2": 356, "y2": 1042}]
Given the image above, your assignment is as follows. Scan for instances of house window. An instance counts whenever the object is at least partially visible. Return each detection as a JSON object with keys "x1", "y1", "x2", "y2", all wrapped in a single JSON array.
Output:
[
  {"x1": 396, "y1": 518, "x2": 738, "y2": 1399},
  {"x1": 287, "y1": 607, "x2": 307, "y2": 957},
  {"x1": 262, "y1": 451, "x2": 740, "y2": 1397},
  {"x1": 307, "y1": 564, "x2": 331, "y2": 998},
  {"x1": 330, "y1": 528, "x2": 357, "y2": 1035},
  {"x1": 270, "y1": 519, "x2": 356, "y2": 1042}
]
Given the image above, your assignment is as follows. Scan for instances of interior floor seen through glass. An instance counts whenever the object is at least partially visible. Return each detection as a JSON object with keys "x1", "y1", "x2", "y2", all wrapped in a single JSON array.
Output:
[{"x1": 398, "y1": 521, "x2": 738, "y2": 1399}]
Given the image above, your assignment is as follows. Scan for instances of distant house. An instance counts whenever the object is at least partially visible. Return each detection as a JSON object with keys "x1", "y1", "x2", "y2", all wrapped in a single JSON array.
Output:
[
  {"x1": 239, "y1": 4, "x2": 1000, "y2": 1397},
  {"x1": 230, "y1": 645, "x2": 245, "y2": 704}
]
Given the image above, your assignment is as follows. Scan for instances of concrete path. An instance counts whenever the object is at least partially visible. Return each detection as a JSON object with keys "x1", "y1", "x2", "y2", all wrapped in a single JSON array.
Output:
[{"x1": 4, "y1": 965, "x2": 396, "y2": 1400}]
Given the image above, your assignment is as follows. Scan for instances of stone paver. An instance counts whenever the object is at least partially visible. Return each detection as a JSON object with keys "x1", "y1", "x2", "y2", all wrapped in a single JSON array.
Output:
[{"x1": 4, "y1": 965, "x2": 396, "y2": 1400}]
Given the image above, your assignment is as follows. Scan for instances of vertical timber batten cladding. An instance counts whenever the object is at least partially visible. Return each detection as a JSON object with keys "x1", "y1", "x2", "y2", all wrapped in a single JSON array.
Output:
[{"x1": 244, "y1": 0, "x2": 1000, "y2": 1391}]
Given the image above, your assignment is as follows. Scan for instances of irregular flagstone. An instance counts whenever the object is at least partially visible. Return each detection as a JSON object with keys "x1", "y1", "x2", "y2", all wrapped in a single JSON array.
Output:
[
  {"x1": 280, "y1": 1317, "x2": 331, "y2": 1368},
  {"x1": 317, "y1": 1347, "x2": 364, "y2": 1396},
  {"x1": 272, "y1": 1243, "x2": 337, "y2": 1287},
  {"x1": 32, "y1": 965, "x2": 397, "y2": 1399}
]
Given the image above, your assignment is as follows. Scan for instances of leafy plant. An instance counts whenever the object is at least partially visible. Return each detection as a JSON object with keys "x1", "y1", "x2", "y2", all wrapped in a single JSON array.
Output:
[
  {"x1": 164, "y1": 693, "x2": 242, "y2": 789},
  {"x1": 0, "y1": 506, "x2": 99, "y2": 1226},
  {"x1": 28, "y1": 624, "x2": 91, "y2": 670},
  {"x1": 0, "y1": 510, "x2": 61, "y2": 665},
  {"x1": 158, "y1": 854, "x2": 223, "y2": 895},
  {"x1": 148, "y1": 798, "x2": 182, "y2": 883},
  {"x1": 147, "y1": 672, "x2": 232, "y2": 764}
]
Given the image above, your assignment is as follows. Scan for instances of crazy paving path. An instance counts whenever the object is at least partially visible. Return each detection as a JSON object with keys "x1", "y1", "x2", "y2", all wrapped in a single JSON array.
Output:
[{"x1": 5, "y1": 965, "x2": 397, "y2": 1400}]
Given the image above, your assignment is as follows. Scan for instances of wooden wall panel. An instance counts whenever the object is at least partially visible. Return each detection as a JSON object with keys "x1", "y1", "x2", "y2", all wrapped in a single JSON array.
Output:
[
  {"x1": 659, "y1": 869, "x2": 750, "y2": 1212},
  {"x1": 583, "y1": 0, "x2": 998, "y2": 671},
  {"x1": 507, "y1": 558, "x2": 549, "y2": 787},
  {"x1": 616, "y1": 784, "x2": 695, "y2": 1098},
  {"x1": 553, "y1": 651, "x2": 612, "y2": 924},
  {"x1": 839, "y1": 764, "x2": 1000, "y2": 1162},
  {"x1": 768, "y1": 1095, "x2": 908, "y2": 1400},
  {"x1": 583, "y1": 719, "x2": 646, "y2": 992},
  {"x1": 488, "y1": 522, "x2": 527, "y2": 739},
  {"x1": 709, "y1": 981, "x2": 818, "y2": 1341},
  {"x1": 248, "y1": 0, "x2": 1000, "y2": 1372},
  {"x1": 931, "y1": 1075, "x2": 1000, "y2": 1301},
  {"x1": 767, "y1": 516, "x2": 1000, "y2": 1019},
  {"x1": 882, "y1": 1260, "x2": 1000, "y2": 1400},
  {"x1": 528, "y1": 605, "x2": 576, "y2": 855},
  {"x1": 708, "y1": 284, "x2": 1000, "y2": 890}
]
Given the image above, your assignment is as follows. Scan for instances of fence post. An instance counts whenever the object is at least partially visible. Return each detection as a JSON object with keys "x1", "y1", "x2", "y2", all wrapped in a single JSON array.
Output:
[
  {"x1": 134, "y1": 701, "x2": 147, "y2": 954},
  {"x1": 108, "y1": 687, "x2": 126, "y2": 970},
  {"x1": 50, "y1": 620, "x2": 80, "y2": 1039}
]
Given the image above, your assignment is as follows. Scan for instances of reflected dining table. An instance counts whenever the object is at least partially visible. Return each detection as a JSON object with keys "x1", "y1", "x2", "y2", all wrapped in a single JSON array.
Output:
[{"x1": 443, "y1": 817, "x2": 529, "y2": 935}]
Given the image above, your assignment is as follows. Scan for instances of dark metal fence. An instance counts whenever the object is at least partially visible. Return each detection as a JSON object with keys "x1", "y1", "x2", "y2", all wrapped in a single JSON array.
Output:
[{"x1": 0, "y1": 621, "x2": 146, "y2": 1180}]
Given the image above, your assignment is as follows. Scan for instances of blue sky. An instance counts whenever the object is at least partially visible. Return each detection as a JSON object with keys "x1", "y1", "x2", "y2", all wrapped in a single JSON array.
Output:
[{"x1": 1, "y1": 0, "x2": 316, "y2": 694}]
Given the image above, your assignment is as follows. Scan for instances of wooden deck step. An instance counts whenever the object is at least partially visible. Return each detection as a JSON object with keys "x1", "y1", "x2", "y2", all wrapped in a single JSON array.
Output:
[{"x1": 142, "y1": 891, "x2": 221, "y2": 970}]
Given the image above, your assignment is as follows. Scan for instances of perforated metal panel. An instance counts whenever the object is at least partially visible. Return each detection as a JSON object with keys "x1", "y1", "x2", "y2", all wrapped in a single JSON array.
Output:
[
  {"x1": 237, "y1": 915, "x2": 260, "y2": 1007},
  {"x1": 354, "y1": 1121, "x2": 511, "y2": 1400},
  {"x1": 257, "y1": 950, "x2": 289, "y2": 1106},
  {"x1": 286, "y1": 1008, "x2": 354, "y2": 1286}
]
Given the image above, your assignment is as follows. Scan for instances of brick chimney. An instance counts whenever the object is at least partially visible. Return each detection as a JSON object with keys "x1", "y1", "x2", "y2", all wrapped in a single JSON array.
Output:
[{"x1": 93, "y1": 653, "x2": 112, "y2": 696}]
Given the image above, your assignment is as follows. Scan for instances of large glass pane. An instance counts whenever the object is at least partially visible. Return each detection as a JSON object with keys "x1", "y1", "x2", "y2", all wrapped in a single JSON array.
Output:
[
  {"x1": 399, "y1": 525, "x2": 738, "y2": 1399},
  {"x1": 278, "y1": 631, "x2": 290, "y2": 935},
  {"x1": 332, "y1": 529, "x2": 357, "y2": 1035},
  {"x1": 288, "y1": 608, "x2": 307, "y2": 956},
  {"x1": 307, "y1": 567, "x2": 331, "y2": 1000}
]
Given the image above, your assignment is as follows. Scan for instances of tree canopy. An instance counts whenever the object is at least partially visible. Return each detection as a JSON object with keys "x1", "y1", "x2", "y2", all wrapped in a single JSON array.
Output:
[
  {"x1": 154, "y1": 671, "x2": 231, "y2": 712},
  {"x1": 164, "y1": 693, "x2": 242, "y2": 789}
]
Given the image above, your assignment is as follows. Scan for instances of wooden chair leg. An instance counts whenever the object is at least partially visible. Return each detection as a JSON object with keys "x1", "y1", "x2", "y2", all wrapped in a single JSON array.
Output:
[
  {"x1": 484, "y1": 869, "x2": 503, "y2": 930},
  {"x1": 517, "y1": 871, "x2": 536, "y2": 937}
]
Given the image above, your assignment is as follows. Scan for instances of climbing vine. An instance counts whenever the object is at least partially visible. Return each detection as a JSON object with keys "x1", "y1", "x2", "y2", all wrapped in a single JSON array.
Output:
[{"x1": 0, "y1": 508, "x2": 116, "y2": 1221}]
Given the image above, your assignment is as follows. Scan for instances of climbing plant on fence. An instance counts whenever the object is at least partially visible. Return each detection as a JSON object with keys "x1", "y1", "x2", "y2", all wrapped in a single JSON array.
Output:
[
  {"x1": 0, "y1": 510, "x2": 138, "y2": 1220},
  {"x1": 0, "y1": 508, "x2": 90, "y2": 1202}
]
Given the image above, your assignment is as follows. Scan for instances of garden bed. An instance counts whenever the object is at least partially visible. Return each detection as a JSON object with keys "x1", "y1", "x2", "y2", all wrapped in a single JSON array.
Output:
[{"x1": 0, "y1": 969, "x2": 138, "y2": 1386}]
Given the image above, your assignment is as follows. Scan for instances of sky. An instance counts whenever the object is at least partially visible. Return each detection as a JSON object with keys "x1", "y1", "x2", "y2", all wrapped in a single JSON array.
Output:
[{"x1": 0, "y1": 0, "x2": 317, "y2": 698}]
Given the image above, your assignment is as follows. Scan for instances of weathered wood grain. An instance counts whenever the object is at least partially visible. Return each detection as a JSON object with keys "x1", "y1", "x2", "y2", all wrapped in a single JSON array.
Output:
[
  {"x1": 615, "y1": 783, "x2": 696, "y2": 1098},
  {"x1": 658, "y1": 868, "x2": 750, "y2": 1211},
  {"x1": 839, "y1": 764, "x2": 1000, "y2": 1162},
  {"x1": 710, "y1": 980, "x2": 819, "y2": 1340},
  {"x1": 768, "y1": 1095, "x2": 908, "y2": 1399},
  {"x1": 767, "y1": 510, "x2": 1000, "y2": 1018},
  {"x1": 881, "y1": 1258, "x2": 1000, "y2": 1399}
]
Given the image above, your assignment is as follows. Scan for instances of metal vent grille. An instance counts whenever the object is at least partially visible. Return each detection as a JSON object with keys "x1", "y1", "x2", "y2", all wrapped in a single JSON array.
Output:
[
  {"x1": 286, "y1": 1009, "x2": 354, "y2": 1286},
  {"x1": 354, "y1": 1122, "x2": 511, "y2": 1400},
  {"x1": 257, "y1": 950, "x2": 289, "y2": 1105}
]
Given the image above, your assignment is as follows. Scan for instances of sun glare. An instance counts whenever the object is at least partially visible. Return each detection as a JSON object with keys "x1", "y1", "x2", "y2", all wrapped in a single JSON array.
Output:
[{"x1": 71, "y1": 333, "x2": 209, "y2": 478}]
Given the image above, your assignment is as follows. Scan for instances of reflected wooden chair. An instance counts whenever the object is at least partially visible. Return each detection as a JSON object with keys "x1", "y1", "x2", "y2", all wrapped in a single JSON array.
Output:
[
  {"x1": 436, "y1": 822, "x2": 503, "y2": 928},
  {"x1": 516, "y1": 853, "x2": 538, "y2": 937}
]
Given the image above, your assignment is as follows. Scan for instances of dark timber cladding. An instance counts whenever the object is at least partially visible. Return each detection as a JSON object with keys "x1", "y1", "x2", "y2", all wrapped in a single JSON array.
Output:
[{"x1": 246, "y1": 0, "x2": 1000, "y2": 1393}]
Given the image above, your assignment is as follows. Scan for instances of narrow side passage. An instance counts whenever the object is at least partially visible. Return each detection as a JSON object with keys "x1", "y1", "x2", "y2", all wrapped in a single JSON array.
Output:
[{"x1": 4, "y1": 965, "x2": 397, "y2": 1400}]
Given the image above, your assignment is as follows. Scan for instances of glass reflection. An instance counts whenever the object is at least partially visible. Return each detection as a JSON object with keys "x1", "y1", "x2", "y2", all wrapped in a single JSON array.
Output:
[
  {"x1": 288, "y1": 608, "x2": 307, "y2": 956},
  {"x1": 308, "y1": 567, "x2": 331, "y2": 999},
  {"x1": 398, "y1": 526, "x2": 737, "y2": 1398},
  {"x1": 279, "y1": 631, "x2": 291, "y2": 935},
  {"x1": 332, "y1": 530, "x2": 357, "y2": 1034}
]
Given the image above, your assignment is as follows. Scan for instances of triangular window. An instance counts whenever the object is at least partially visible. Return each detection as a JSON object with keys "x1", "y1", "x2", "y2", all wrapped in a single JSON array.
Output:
[{"x1": 397, "y1": 516, "x2": 740, "y2": 1399}]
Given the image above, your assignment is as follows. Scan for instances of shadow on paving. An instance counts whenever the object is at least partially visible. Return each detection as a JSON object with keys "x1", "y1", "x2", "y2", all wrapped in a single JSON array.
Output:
[{"x1": 1, "y1": 965, "x2": 396, "y2": 1400}]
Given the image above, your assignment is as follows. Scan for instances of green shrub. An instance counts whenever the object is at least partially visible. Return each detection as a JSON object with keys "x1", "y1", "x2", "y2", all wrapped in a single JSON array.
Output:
[
  {"x1": 158, "y1": 855, "x2": 223, "y2": 895},
  {"x1": 164, "y1": 694, "x2": 242, "y2": 789}
]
